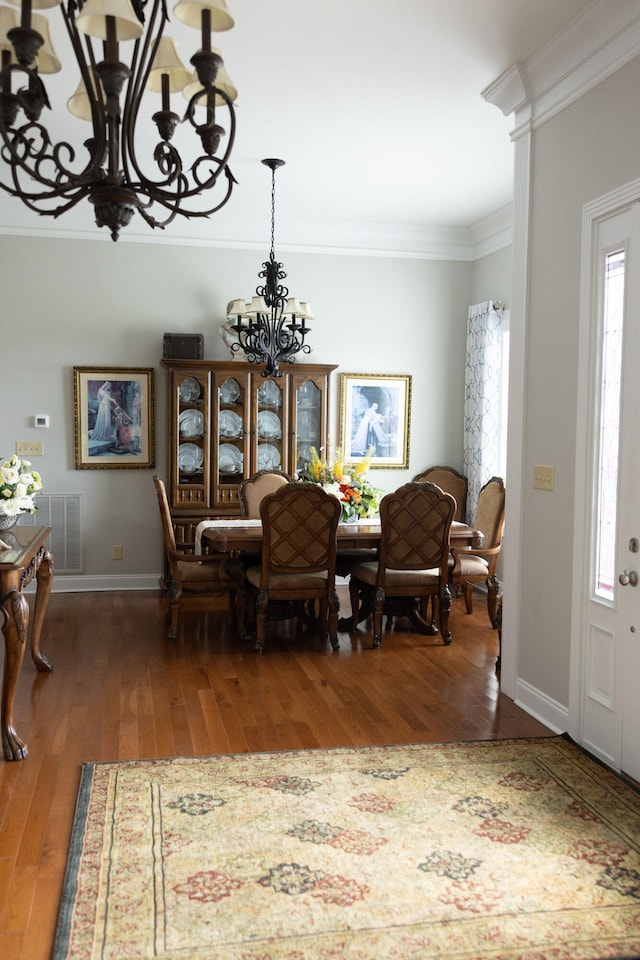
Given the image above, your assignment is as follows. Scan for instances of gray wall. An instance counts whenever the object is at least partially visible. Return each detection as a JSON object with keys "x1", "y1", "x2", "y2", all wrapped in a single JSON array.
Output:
[
  {"x1": 470, "y1": 245, "x2": 511, "y2": 307},
  {"x1": 1, "y1": 235, "x2": 506, "y2": 587},
  {"x1": 517, "y1": 54, "x2": 640, "y2": 706}
]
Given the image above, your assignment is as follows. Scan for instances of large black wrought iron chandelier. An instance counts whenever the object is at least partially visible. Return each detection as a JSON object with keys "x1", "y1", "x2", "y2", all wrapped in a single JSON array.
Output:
[
  {"x1": 0, "y1": 0, "x2": 237, "y2": 240},
  {"x1": 227, "y1": 158, "x2": 312, "y2": 378}
]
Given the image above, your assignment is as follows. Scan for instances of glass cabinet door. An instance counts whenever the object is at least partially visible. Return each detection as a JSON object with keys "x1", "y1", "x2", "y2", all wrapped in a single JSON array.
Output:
[
  {"x1": 295, "y1": 378, "x2": 322, "y2": 475},
  {"x1": 216, "y1": 373, "x2": 247, "y2": 506},
  {"x1": 175, "y1": 371, "x2": 207, "y2": 503},
  {"x1": 254, "y1": 376, "x2": 286, "y2": 475}
]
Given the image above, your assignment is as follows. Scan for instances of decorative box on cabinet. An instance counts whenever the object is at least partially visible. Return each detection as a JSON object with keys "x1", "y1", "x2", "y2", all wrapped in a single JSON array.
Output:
[{"x1": 161, "y1": 359, "x2": 337, "y2": 547}]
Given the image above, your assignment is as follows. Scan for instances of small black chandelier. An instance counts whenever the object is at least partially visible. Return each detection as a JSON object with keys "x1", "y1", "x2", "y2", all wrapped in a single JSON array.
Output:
[
  {"x1": 227, "y1": 158, "x2": 312, "y2": 378},
  {"x1": 0, "y1": 0, "x2": 238, "y2": 240}
]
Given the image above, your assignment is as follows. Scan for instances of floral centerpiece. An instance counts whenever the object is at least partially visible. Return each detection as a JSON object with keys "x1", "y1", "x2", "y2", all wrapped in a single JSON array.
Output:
[
  {"x1": 300, "y1": 446, "x2": 384, "y2": 522},
  {"x1": 0, "y1": 455, "x2": 43, "y2": 528}
]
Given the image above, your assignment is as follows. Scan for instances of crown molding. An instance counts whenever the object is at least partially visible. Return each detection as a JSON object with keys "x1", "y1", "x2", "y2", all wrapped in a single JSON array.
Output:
[
  {"x1": 483, "y1": 0, "x2": 640, "y2": 130},
  {"x1": 0, "y1": 205, "x2": 511, "y2": 262}
]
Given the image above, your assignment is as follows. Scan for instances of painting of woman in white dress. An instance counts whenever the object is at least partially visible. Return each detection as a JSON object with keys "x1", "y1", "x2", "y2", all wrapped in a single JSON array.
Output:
[
  {"x1": 75, "y1": 367, "x2": 154, "y2": 469},
  {"x1": 89, "y1": 382, "x2": 117, "y2": 441},
  {"x1": 340, "y1": 374, "x2": 412, "y2": 468}
]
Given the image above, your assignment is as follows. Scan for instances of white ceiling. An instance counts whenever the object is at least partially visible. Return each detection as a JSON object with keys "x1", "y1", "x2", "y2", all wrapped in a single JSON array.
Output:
[{"x1": 0, "y1": 0, "x2": 598, "y2": 252}]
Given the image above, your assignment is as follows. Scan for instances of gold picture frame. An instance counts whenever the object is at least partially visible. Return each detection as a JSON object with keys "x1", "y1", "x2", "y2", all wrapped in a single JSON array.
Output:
[
  {"x1": 339, "y1": 373, "x2": 412, "y2": 469},
  {"x1": 73, "y1": 367, "x2": 155, "y2": 469}
]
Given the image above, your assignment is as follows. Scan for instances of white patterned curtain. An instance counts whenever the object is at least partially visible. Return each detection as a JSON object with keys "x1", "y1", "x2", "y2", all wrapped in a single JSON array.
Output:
[{"x1": 463, "y1": 300, "x2": 504, "y2": 523}]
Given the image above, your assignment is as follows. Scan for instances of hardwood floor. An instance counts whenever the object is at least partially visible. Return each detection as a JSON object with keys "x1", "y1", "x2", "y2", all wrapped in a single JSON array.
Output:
[{"x1": 0, "y1": 587, "x2": 552, "y2": 960}]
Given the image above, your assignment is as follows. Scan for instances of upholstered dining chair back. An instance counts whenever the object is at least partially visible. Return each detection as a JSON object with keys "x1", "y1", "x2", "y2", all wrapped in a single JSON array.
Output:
[
  {"x1": 348, "y1": 481, "x2": 456, "y2": 648},
  {"x1": 239, "y1": 469, "x2": 293, "y2": 518},
  {"x1": 153, "y1": 476, "x2": 229, "y2": 640},
  {"x1": 413, "y1": 465, "x2": 468, "y2": 522},
  {"x1": 449, "y1": 476, "x2": 505, "y2": 627},
  {"x1": 473, "y1": 477, "x2": 505, "y2": 552},
  {"x1": 244, "y1": 483, "x2": 341, "y2": 652}
]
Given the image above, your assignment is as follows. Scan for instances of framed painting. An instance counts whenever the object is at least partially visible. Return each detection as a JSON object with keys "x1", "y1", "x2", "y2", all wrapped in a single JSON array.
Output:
[
  {"x1": 73, "y1": 367, "x2": 155, "y2": 469},
  {"x1": 339, "y1": 373, "x2": 412, "y2": 468}
]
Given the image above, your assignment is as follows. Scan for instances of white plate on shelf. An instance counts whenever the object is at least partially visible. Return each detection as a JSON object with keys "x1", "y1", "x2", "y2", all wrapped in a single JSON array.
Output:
[
  {"x1": 219, "y1": 443, "x2": 243, "y2": 474},
  {"x1": 258, "y1": 443, "x2": 281, "y2": 470},
  {"x1": 298, "y1": 443, "x2": 313, "y2": 462},
  {"x1": 257, "y1": 379, "x2": 281, "y2": 405},
  {"x1": 178, "y1": 408, "x2": 204, "y2": 437},
  {"x1": 219, "y1": 409, "x2": 243, "y2": 438},
  {"x1": 257, "y1": 410, "x2": 281, "y2": 438},
  {"x1": 220, "y1": 378, "x2": 240, "y2": 404},
  {"x1": 178, "y1": 442, "x2": 203, "y2": 473},
  {"x1": 179, "y1": 377, "x2": 200, "y2": 402}
]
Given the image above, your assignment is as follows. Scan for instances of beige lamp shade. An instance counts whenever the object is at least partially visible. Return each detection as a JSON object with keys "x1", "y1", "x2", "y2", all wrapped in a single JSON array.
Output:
[
  {"x1": 299, "y1": 301, "x2": 315, "y2": 319},
  {"x1": 246, "y1": 296, "x2": 268, "y2": 316},
  {"x1": 0, "y1": 6, "x2": 19, "y2": 55},
  {"x1": 5, "y1": 0, "x2": 60, "y2": 9},
  {"x1": 67, "y1": 73, "x2": 104, "y2": 121},
  {"x1": 173, "y1": 0, "x2": 234, "y2": 32},
  {"x1": 183, "y1": 50, "x2": 237, "y2": 104},
  {"x1": 227, "y1": 299, "x2": 249, "y2": 317},
  {"x1": 0, "y1": 8, "x2": 60, "y2": 72},
  {"x1": 146, "y1": 35, "x2": 191, "y2": 92},
  {"x1": 67, "y1": 78, "x2": 92, "y2": 121},
  {"x1": 283, "y1": 298, "x2": 302, "y2": 316},
  {"x1": 32, "y1": 13, "x2": 61, "y2": 73},
  {"x1": 75, "y1": 0, "x2": 144, "y2": 42}
]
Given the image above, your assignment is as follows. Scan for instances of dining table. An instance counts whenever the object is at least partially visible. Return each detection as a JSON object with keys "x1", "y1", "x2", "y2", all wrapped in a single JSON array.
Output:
[
  {"x1": 200, "y1": 518, "x2": 482, "y2": 555},
  {"x1": 200, "y1": 517, "x2": 483, "y2": 635}
]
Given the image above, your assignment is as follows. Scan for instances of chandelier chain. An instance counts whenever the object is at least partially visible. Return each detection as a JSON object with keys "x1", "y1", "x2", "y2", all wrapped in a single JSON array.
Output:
[{"x1": 270, "y1": 164, "x2": 277, "y2": 261}]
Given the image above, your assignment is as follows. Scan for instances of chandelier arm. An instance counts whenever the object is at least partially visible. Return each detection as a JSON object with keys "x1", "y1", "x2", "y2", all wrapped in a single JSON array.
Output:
[
  {"x1": 125, "y1": 94, "x2": 236, "y2": 212},
  {"x1": 2, "y1": 138, "x2": 92, "y2": 213},
  {"x1": 121, "y1": 0, "x2": 163, "y2": 177},
  {"x1": 131, "y1": 161, "x2": 236, "y2": 228},
  {"x1": 136, "y1": 161, "x2": 237, "y2": 222},
  {"x1": 0, "y1": 87, "x2": 100, "y2": 204},
  {"x1": 59, "y1": 4, "x2": 108, "y2": 180}
]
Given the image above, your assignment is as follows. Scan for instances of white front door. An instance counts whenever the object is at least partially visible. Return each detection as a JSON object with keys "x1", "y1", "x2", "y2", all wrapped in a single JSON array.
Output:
[{"x1": 572, "y1": 193, "x2": 640, "y2": 781}]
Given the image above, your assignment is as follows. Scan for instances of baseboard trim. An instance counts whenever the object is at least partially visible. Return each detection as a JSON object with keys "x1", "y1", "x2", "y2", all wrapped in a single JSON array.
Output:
[
  {"x1": 25, "y1": 574, "x2": 163, "y2": 594},
  {"x1": 514, "y1": 677, "x2": 569, "y2": 734}
]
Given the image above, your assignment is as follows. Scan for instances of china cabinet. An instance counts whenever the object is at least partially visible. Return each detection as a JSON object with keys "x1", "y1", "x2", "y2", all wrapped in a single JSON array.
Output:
[{"x1": 161, "y1": 359, "x2": 337, "y2": 548}]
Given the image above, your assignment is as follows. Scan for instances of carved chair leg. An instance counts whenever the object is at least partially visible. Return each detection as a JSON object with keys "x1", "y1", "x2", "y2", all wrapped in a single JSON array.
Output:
[
  {"x1": 487, "y1": 576, "x2": 500, "y2": 628},
  {"x1": 255, "y1": 590, "x2": 268, "y2": 653},
  {"x1": 464, "y1": 581, "x2": 474, "y2": 614},
  {"x1": 495, "y1": 596, "x2": 503, "y2": 672},
  {"x1": 348, "y1": 577, "x2": 362, "y2": 631},
  {"x1": 439, "y1": 585, "x2": 452, "y2": 645},
  {"x1": 233, "y1": 579, "x2": 248, "y2": 639},
  {"x1": 167, "y1": 580, "x2": 180, "y2": 641},
  {"x1": 328, "y1": 589, "x2": 340, "y2": 651},
  {"x1": 372, "y1": 587, "x2": 385, "y2": 648}
]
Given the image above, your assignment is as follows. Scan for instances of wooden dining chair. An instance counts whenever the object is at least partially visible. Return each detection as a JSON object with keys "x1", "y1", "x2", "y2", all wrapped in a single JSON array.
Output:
[
  {"x1": 238, "y1": 469, "x2": 293, "y2": 518},
  {"x1": 413, "y1": 465, "x2": 468, "y2": 522},
  {"x1": 449, "y1": 476, "x2": 505, "y2": 626},
  {"x1": 153, "y1": 476, "x2": 230, "y2": 640},
  {"x1": 244, "y1": 483, "x2": 341, "y2": 653},
  {"x1": 348, "y1": 481, "x2": 456, "y2": 648},
  {"x1": 231, "y1": 469, "x2": 293, "y2": 636}
]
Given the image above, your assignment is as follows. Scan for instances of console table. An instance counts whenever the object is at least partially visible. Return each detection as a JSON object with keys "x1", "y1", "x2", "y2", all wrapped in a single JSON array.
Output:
[{"x1": 0, "y1": 525, "x2": 53, "y2": 760}]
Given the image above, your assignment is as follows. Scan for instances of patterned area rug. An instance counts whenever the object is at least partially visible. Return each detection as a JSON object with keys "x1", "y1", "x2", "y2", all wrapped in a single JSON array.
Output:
[{"x1": 53, "y1": 736, "x2": 640, "y2": 960}]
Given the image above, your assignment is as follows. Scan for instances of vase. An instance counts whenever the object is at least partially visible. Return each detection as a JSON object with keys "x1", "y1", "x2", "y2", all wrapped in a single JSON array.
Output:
[
  {"x1": 0, "y1": 513, "x2": 19, "y2": 530},
  {"x1": 342, "y1": 513, "x2": 360, "y2": 524}
]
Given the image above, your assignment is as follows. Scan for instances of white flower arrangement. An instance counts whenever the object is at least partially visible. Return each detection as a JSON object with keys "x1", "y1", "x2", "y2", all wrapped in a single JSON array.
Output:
[{"x1": 0, "y1": 455, "x2": 43, "y2": 517}]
